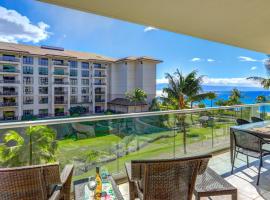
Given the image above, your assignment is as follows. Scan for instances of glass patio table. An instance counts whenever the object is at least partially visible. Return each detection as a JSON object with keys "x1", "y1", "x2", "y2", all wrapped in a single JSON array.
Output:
[
  {"x1": 74, "y1": 176, "x2": 124, "y2": 200},
  {"x1": 230, "y1": 120, "x2": 270, "y2": 163}
]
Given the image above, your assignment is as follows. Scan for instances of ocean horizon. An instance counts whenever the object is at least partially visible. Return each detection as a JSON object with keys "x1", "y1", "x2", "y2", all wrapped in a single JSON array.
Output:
[{"x1": 156, "y1": 84, "x2": 270, "y2": 107}]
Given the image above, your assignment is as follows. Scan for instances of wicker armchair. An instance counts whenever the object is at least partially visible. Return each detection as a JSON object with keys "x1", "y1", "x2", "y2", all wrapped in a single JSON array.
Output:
[
  {"x1": 0, "y1": 163, "x2": 74, "y2": 200},
  {"x1": 125, "y1": 154, "x2": 212, "y2": 200},
  {"x1": 236, "y1": 118, "x2": 250, "y2": 125},
  {"x1": 251, "y1": 116, "x2": 264, "y2": 123},
  {"x1": 231, "y1": 129, "x2": 270, "y2": 185}
]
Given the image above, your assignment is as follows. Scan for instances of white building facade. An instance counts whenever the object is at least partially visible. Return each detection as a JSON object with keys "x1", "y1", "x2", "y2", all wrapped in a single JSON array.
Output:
[{"x1": 0, "y1": 42, "x2": 161, "y2": 120}]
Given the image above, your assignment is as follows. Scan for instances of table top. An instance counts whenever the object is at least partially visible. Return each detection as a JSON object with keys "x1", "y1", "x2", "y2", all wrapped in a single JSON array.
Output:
[
  {"x1": 74, "y1": 176, "x2": 124, "y2": 200},
  {"x1": 231, "y1": 120, "x2": 270, "y2": 139}
]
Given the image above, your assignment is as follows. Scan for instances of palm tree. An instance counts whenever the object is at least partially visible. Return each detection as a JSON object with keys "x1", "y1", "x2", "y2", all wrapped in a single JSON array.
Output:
[
  {"x1": 228, "y1": 88, "x2": 242, "y2": 105},
  {"x1": 149, "y1": 97, "x2": 161, "y2": 111},
  {"x1": 163, "y1": 69, "x2": 213, "y2": 109},
  {"x1": 256, "y1": 95, "x2": 266, "y2": 103},
  {"x1": 125, "y1": 88, "x2": 147, "y2": 103},
  {"x1": 162, "y1": 69, "x2": 213, "y2": 153},
  {"x1": 0, "y1": 126, "x2": 57, "y2": 167},
  {"x1": 207, "y1": 92, "x2": 217, "y2": 107},
  {"x1": 247, "y1": 56, "x2": 270, "y2": 89}
]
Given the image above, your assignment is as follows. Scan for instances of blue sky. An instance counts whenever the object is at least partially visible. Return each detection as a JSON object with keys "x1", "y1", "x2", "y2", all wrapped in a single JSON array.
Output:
[{"x1": 0, "y1": 0, "x2": 268, "y2": 88}]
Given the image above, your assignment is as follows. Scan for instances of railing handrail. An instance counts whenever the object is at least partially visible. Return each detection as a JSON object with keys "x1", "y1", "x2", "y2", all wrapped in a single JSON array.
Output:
[{"x1": 0, "y1": 102, "x2": 268, "y2": 129}]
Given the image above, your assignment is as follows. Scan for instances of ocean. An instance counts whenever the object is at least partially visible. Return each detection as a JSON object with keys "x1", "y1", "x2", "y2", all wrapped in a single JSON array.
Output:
[{"x1": 156, "y1": 83, "x2": 270, "y2": 107}]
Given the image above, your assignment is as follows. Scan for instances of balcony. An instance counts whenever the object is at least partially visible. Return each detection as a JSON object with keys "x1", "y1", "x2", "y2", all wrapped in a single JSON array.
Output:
[
  {"x1": 94, "y1": 82, "x2": 106, "y2": 86},
  {"x1": 95, "y1": 90, "x2": 105, "y2": 95},
  {"x1": 0, "y1": 91, "x2": 18, "y2": 96},
  {"x1": 53, "y1": 81, "x2": 69, "y2": 85},
  {"x1": 0, "y1": 56, "x2": 20, "y2": 63},
  {"x1": 95, "y1": 98, "x2": 105, "y2": 102},
  {"x1": 52, "y1": 61, "x2": 69, "y2": 66},
  {"x1": 0, "y1": 80, "x2": 20, "y2": 84},
  {"x1": 2, "y1": 103, "x2": 270, "y2": 199},
  {"x1": 53, "y1": 71, "x2": 69, "y2": 76},
  {"x1": 54, "y1": 100, "x2": 68, "y2": 104},
  {"x1": 0, "y1": 102, "x2": 17, "y2": 107},
  {"x1": 94, "y1": 73, "x2": 106, "y2": 78},
  {"x1": 0, "y1": 68, "x2": 20, "y2": 73},
  {"x1": 54, "y1": 91, "x2": 68, "y2": 95}
]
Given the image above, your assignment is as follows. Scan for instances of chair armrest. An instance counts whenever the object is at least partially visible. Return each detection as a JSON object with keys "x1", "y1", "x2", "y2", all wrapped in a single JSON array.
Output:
[
  {"x1": 49, "y1": 190, "x2": 60, "y2": 200},
  {"x1": 125, "y1": 163, "x2": 133, "y2": 181},
  {"x1": 60, "y1": 164, "x2": 74, "y2": 185},
  {"x1": 60, "y1": 164, "x2": 74, "y2": 200}
]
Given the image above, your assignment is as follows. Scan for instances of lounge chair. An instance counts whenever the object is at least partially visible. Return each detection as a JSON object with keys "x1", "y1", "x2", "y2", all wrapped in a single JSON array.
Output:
[{"x1": 251, "y1": 116, "x2": 264, "y2": 123}]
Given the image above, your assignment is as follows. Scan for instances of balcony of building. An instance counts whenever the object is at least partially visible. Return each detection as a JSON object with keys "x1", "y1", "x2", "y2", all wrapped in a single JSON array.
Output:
[
  {"x1": 0, "y1": 77, "x2": 20, "y2": 84},
  {"x1": 53, "y1": 78, "x2": 69, "y2": 85},
  {"x1": 53, "y1": 68, "x2": 69, "y2": 76},
  {"x1": 94, "y1": 81, "x2": 106, "y2": 86},
  {"x1": 52, "y1": 59, "x2": 69, "y2": 67},
  {"x1": 94, "y1": 72, "x2": 106, "y2": 78},
  {"x1": 0, "y1": 55, "x2": 20, "y2": 64},
  {"x1": 93, "y1": 63, "x2": 106, "y2": 69},
  {"x1": 54, "y1": 96, "x2": 68, "y2": 104},
  {"x1": 0, "y1": 65, "x2": 20, "y2": 74}
]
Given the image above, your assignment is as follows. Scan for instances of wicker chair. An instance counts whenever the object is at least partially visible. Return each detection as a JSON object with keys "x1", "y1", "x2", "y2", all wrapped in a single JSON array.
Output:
[
  {"x1": 125, "y1": 154, "x2": 212, "y2": 200},
  {"x1": 231, "y1": 129, "x2": 270, "y2": 185},
  {"x1": 236, "y1": 118, "x2": 250, "y2": 125},
  {"x1": 0, "y1": 163, "x2": 74, "y2": 200},
  {"x1": 251, "y1": 116, "x2": 264, "y2": 123}
]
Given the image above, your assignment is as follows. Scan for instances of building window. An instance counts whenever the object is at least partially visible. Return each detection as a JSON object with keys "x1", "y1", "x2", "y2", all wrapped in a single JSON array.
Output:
[
  {"x1": 39, "y1": 67, "x2": 48, "y2": 75},
  {"x1": 23, "y1": 77, "x2": 33, "y2": 85},
  {"x1": 82, "y1": 62, "x2": 89, "y2": 69},
  {"x1": 81, "y1": 79, "x2": 89, "y2": 85},
  {"x1": 70, "y1": 78, "x2": 77, "y2": 85},
  {"x1": 69, "y1": 60, "x2": 77, "y2": 68},
  {"x1": 23, "y1": 96, "x2": 34, "y2": 104},
  {"x1": 23, "y1": 66, "x2": 33, "y2": 74},
  {"x1": 39, "y1": 87, "x2": 48, "y2": 94},
  {"x1": 39, "y1": 97, "x2": 48, "y2": 104},
  {"x1": 71, "y1": 87, "x2": 77, "y2": 94},
  {"x1": 71, "y1": 96, "x2": 77, "y2": 104},
  {"x1": 93, "y1": 63, "x2": 102, "y2": 68},
  {"x1": 39, "y1": 58, "x2": 49, "y2": 66},
  {"x1": 81, "y1": 70, "x2": 89, "y2": 77},
  {"x1": 70, "y1": 69, "x2": 77, "y2": 77},
  {"x1": 23, "y1": 56, "x2": 33, "y2": 65},
  {"x1": 39, "y1": 109, "x2": 48, "y2": 117},
  {"x1": 24, "y1": 86, "x2": 33, "y2": 94},
  {"x1": 81, "y1": 96, "x2": 89, "y2": 103},
  {"x1": 23, "y1": 109, "x2": 34, "y2": 116},
  {"x1": 81, "y1": 87, "x2": 89, "y2": 94},
  {"x1": 39, "y1": 77, "x2": 48, "y2": 85}
]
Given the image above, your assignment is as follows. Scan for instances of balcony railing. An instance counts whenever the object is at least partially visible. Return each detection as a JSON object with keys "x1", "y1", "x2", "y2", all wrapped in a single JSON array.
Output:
[
  {"x1": 95, "y1": 99, "x2": 106, "y2": 102},
  {"x1": 0, "y1": 102, "x2": 17, "y2": 107},
  {"x1": 53, "y1": 71, "x2": 69, "y2": 76},
  {"x1": 0, "y1": 91, "x2": 18, "y2": 96},
  {"x1": 54, "y1": 100, "x2": 68, "y2": 104},
  {"x1": 94, "y1": 82, "x2": 106, "y2": 85},
  {"x1": 0, "y1": 80, "x2": 20, "y2": 84},
  {"x1": 53, "y1": 81, "x2": 69, "y2": 85},
  {"x1": 54, "y1": 91, "x2": 68, "y2": 95},
  {"x1": 95, "y1": 91, "x2": 105, "y2": 94},
  {"x1": 0, "y1": 56, "x2": 20, "y2": 62},
  {"x1": 94, "y1": 74, "x2": 106, "y2": 77},
  {"x1": 0, "y1": 69, "x2": 20, "y2": 73},
  {"x1": 0, "y1": 116, "x2": 18, "y2": 121},
  {"x1": 0, "y1": 103, "x2": 269, "y2": 183},
  {"x1": 52, "y1": 61, "x2": 69, "y2": 66}
]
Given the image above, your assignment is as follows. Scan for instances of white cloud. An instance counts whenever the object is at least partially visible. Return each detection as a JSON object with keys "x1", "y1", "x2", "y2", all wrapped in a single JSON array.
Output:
[
  {"x1": 144, "y1": 26, "x2": 158, "y2": 32},
  {"x1": 238, "y1": 56, "x2": 257, "y2": 62},
  {"x1": 202, "y1": 77, "x2": 260, "y2": 87},
  {"x1": 207, "y1": 58, "x2": 215, "y2": 62},
  {"x1": 190, "y1": 57, "x2": 202, "y2": 62},
  {"x1": 156, "y1": 78, "x2": 168, "y2": 84},
  {"x1": 0, "y1": 6, "x2": 50, "y2": 43},
  {"x1": 250, "y1": 66, "x2": 257, "y2": 70}
]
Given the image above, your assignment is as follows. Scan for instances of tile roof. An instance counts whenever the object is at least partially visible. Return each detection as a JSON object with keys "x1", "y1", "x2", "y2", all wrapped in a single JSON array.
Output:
[{"x1": 0, "y1": 42, "x2": 162, "y2": 63}]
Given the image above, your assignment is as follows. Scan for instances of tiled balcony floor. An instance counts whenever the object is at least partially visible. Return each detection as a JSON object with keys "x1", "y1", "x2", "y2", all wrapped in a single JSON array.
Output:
[{"x1": 118, "y1": 152, "x2": 270, "y2": 200}]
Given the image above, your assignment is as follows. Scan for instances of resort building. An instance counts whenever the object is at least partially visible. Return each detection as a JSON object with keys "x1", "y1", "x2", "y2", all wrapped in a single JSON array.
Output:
[{"x1": 0, "y1": 42, "x2": 161, "y2": 120}]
